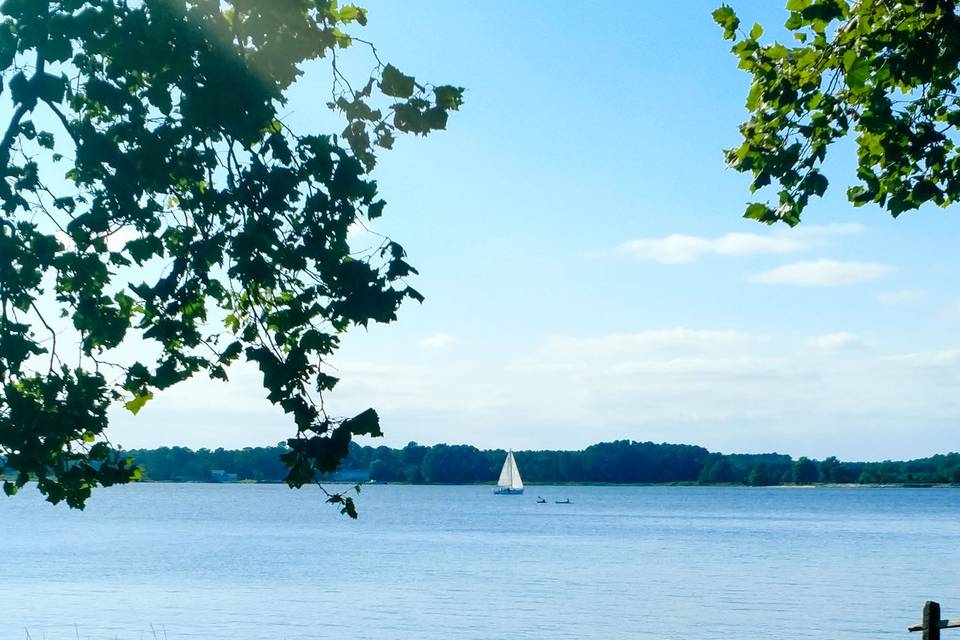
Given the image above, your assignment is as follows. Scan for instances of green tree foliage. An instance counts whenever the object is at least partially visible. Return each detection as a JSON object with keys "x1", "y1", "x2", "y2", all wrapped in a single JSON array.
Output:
[
  {"x1": 0, "y1": 1, "x2": 462, "y2": 510},
  {"x1": 699, "y1": 454, "x2": 737, "y2": 484},
  {"x1": 747, "y1": 462, "x2": 775, "y2": 486},
  {"x1": 421, "y1": 444, "x2": 490, "y2": 484},
  {"x1": 91, "y1": 441, "x2": 960, "y2": 486},
  {"x1": 715, "y1": 0, "x2": 960, "y2": 226},
  {"x1": 791, "y1": 456, "x2": 819, "y2": 484},
  {"x1": 817, "y1": 455, "x2": 840, "y2": 482}
]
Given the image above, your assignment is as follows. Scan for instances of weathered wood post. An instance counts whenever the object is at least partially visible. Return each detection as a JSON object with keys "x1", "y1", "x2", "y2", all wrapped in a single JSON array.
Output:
[
  {"x1": 909, "y1": 601, "x2": 960, "y2": 635},
  {"x1": 925, "y1": 601, "x2": 942, "y2": 640}
]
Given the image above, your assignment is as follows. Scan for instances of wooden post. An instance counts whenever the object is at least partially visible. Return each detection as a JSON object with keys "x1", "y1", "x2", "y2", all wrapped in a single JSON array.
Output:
[{"x1": 925, "y1": 601, "x2": 942, "y2": 640}]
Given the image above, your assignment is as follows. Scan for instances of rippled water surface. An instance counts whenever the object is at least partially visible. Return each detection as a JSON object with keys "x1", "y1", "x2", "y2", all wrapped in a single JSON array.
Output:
[{"x1": 4, "y1": 484, "x2": 960, "y2": 639}]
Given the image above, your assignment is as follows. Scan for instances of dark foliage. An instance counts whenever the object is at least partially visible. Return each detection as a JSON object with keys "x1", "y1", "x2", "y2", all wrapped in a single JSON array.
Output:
[
  {"x1": 110, "y1": 440, "x2": 960, "y2": 487},
  {"x1": 0, "y1": 1, "x2": 462, "y2": 510}
]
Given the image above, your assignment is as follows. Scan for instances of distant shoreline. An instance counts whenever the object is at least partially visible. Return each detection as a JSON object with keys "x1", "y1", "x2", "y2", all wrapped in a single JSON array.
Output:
[
  {"x1": 117, "y1": 441, "x2": 960, "y2": 487},
  {"x1": 101, "y1": 479, "x2": 957, "y2": 489},
  {"x1": 9, "y1": 439, "x2": 960, "y2": 488},
  {"x1": 4, "y1": 473, "x2": 953, "y2": 490}
]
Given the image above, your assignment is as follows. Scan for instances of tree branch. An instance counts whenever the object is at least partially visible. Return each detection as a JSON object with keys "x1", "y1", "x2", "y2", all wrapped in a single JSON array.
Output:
[
  {"x1": 0, "y1": 37, "x2": 47, "y2": 167},
  {"x1": 0, "y1": 104, "x2": 30, "y2": 167}
]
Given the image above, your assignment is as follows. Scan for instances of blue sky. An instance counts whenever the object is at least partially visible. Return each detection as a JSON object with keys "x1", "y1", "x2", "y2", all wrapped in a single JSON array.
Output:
[{"x1": 112, "y1": 1, "x2": 960, "y2": 460}]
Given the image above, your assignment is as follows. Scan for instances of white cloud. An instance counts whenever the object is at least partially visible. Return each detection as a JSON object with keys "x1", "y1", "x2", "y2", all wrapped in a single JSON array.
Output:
[
  {"x1": 109, "y1": 324, "x2": 960, "y2": 460},
  {"x1": 807, "y1": 332, "x2": 868, "y2": 352},
  {"x1": 883, "y1": 349, "x2": 960, "y2": 369},
  {"x1": 752, "y1": 259, "x2": 892, "y2": 286},
  {"x1": 616, "y1": 223, "x2": 865, "y2": 265},
  {"x1": 542, "y1": 328, "x2": 763, "y2": 357},
  {"x1": 418, "y1": 332, "x2": 455, "y2": 349},
  {"x1": 618, "y1": 233, "x2": 802, "y2": 264},
  {"x1": 878, "y1": 289, "x2": 925, "y2": 305}
]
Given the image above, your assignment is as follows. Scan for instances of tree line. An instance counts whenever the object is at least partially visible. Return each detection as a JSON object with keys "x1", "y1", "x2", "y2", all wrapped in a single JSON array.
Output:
[{"x1": 122, "y1": 440, "x2": 960, "y2": 486}]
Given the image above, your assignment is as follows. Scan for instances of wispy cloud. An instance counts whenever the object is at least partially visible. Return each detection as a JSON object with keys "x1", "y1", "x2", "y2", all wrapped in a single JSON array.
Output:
[
  {"x1": 878, "y1": 289, "x2": 925, "y2": 305},
  {"x1": 882, "y1": 349, "x2": 960, "y2": 371},
  {"x1": 542, "y1": 328, "x2": 764, "y2": 357},
  {"x1": 807, "y1": 332, "x2": 868, "y2": 352},
  {"x1": 616, "y1": 224, "x2": 864, "y2": 264},
  {"x1": 418, "y1": 332, "x2": 456, "y2": 349},
  {"x1": 751, "y1": 259, "x2": 892, "y2": 286},
  {"x1": 618, "y1": 233, "x2": 802, "y2": 264},
  {"x1": 109, "y1": 326, "x2": 960, "y2": 460}
]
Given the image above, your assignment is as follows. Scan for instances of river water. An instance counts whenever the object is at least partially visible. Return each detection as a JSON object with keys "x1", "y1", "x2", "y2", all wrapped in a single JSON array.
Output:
[{"x1": 3, "y1": 484, "x2": 959, "y2": 639}]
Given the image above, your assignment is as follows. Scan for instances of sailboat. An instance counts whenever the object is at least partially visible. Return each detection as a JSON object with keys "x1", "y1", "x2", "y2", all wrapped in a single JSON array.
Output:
[{"x1": 494, "y1": 450, "x2": 524, "y2": 495}]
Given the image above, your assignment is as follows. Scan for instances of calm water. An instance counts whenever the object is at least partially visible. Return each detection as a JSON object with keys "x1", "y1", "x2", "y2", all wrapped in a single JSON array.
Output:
[{"x1": 3, "y1": 484, "x2": 959, "y2": 639}]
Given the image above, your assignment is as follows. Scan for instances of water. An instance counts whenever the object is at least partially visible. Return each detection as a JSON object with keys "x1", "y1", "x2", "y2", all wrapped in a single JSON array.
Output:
[{"x1": 3, "y1": 484, "x2": 959, "y2": 639}]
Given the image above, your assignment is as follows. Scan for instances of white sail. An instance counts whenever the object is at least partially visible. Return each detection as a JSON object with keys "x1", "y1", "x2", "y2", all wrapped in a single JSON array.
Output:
[{"x1": 497, "y1": 451, "x2": 523, "y2": 490}]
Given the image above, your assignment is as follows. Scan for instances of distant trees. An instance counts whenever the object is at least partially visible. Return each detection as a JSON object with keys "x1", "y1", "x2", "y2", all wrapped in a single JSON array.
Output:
[
  {"x1": 791, "y1": 457, "x2": 819, "y2": 484},
  {"x1": 581, "y1": 441, "x2": 708, "y2": 483},
  {"x1": 747, "y1": 463, "x2": 775, "y2": 487},
  {"x1": 421, "y1": 445, "x2": 492, "y2": 484},
  {"x1": 108, "y1": 441, "x2": 960, "y2": 488},
  {"x1": 699, "y1": 455, "x2": 736, "y2": 484},
  {"x1": 699, "y1": 453, "x2": 792, "y2": 485},
  {"x1": 817, "y1": 456, "x2": 840, "y2": 483},
  {"x1": 131, "y1": 444, "x2": 289, "y2": 482}
]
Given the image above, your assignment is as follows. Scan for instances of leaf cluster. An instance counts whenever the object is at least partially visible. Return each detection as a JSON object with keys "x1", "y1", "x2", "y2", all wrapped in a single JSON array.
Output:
[
  {"x1": 0, "y1": 0, "x2": 462, "y2": 509},
  {"x1": 715, "y1": 0, "x2": 960, "y2": 225}
]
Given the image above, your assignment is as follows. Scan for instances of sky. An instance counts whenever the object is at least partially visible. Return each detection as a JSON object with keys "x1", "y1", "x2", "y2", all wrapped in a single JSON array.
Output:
[{"x1": 110, "y1": 1, "x2": 960, "y2": 460}]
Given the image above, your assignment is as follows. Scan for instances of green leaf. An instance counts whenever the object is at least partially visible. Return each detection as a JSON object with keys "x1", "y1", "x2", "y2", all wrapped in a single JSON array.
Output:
[
  {"x1": 36, "y1": 73, "x2": 66, "y2": 103},
  {"x1": 843, "y1": 51, "x2": 870, "y2": 90},
  {"x1": 9, "y1": 71, "x2": 32, "y2": 105},
  {"x1": 341, "y1": 496, "x2": 358, "y2": 519},
  {"x1": 124, "y1": 391, "x2": 154, "y2": 415},
  {"x1": 368, "y1": 199, "x2": 386, "y2": 219},
  {"x1": 743, "y1": 202, "x2": 774, "y2": 222},
  {"x1": 37, "y1": 131, "x2": 54, "y2": 149},
  {"x1": 767, "y1": 43, "x2": 789, "y2": 60},
  {"x1": 712, "y1": 5, "x2": 740, "y2": 39},
  {"x1": 341, "y1": 408, "x2": 382, "y2": 437},
  {"x1": 338, "y1": 5, "x2": 367, "y2": 25},
  {"x1": 405, "y1": 286, "x2": 425, "y2": 303},
  {"x1": 317, "y1": 372, "x2": 340, "y2": 391},
  {"x1": 434, "y1": 85, "x2": 464, "y2": 110},
  {"x1": 380, "y1": 64, "x2": 416, "y2": 98},
  {"x1": 807, "y1": 172, "x2": 828, "y2": 197},
  {"x1": 219, "y1": 341, "x2": 243, "y2": 363},
  {"x1": 746, "y1": 82, "x2": 763, "y2": 110}
]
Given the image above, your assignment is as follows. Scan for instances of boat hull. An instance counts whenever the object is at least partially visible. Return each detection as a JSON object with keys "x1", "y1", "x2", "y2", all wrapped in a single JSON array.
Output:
[{"x1": 494, "y1": 487, "x2": 524, "y2": 495}]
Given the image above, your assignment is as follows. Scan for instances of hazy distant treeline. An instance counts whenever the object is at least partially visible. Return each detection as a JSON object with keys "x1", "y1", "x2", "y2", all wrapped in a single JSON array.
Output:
[{"x1": 123, "y1": 440, "x2": 960, "y2": 486}]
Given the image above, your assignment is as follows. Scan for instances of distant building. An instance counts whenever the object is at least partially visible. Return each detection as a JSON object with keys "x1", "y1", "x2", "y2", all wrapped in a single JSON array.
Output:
[{"x1": 210, "y1": 469, "x2": 238, "y2": 482}]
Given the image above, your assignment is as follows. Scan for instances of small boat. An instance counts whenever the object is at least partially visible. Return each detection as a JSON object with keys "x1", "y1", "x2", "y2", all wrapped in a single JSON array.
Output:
[
  {"x1": 494, "y1": 450, "x2": 524, "y2": 495},
  {"x1": 555, "y1": 498, "x2": 571, "y2": 504},
  {"x1": 536, "y1": 496, "x2": 546, "y2": 504}
]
